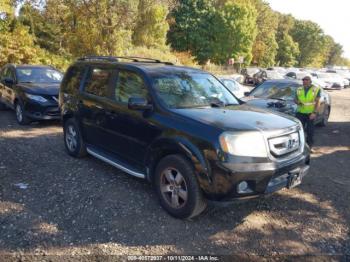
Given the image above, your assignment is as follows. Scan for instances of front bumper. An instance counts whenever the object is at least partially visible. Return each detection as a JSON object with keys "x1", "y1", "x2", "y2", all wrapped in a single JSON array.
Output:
[
  {"x1": 24, "y1": 100, "x2": 60, "y2": 120},
  {"x1": 202, "y1": 150, "x2": 310, "y2": 201}
]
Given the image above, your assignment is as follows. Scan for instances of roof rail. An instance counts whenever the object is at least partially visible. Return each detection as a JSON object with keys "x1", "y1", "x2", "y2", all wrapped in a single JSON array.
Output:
[
  {"x1": 77, "y1": 56, "x2": 174, "y2": 65},
  {"x1": 77, "y1": 56, "x2": 120, "y2": 62}
]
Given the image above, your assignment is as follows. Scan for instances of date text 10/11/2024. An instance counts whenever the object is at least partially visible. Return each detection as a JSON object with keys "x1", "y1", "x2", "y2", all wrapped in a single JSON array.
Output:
[{"x1": 127, "y1": 255, "x2": 220, "y2": 261}]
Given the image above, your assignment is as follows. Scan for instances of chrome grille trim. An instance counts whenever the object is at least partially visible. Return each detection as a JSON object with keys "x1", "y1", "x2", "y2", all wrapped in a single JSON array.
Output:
[
  {"x1": 262, "y1": 124, "x2": 305, "y2": 162},
  {"x1": 268, "y1": 131, "x2": 300, "y2": 156}
]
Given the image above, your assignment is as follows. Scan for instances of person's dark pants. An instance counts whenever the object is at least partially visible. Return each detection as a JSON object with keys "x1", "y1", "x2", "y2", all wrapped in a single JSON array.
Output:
[{"x1": 296, "y1": 112, "x2": 315, "y2": 147}]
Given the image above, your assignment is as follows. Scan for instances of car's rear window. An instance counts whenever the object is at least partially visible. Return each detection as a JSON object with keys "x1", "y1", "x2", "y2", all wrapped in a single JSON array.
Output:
[{"x1": 250, "y1": 82, "x2": 299, "y2": 100}]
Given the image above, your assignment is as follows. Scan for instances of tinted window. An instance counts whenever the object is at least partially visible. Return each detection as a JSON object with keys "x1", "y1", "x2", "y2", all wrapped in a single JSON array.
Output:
[
  {"x1": 85, "y1": 67, "x2": 113, "y2": 97},
  {"x1": 115, "y1": 70, "x2": 148, "y2": 103},
  {"x1": 16, "y1": 67, "x2": 62, "y2": 83},
  {"x1": 62, "y1": 65, "x2": 85, "y2": 94},
  {"x1": 250, "y1": 81, "x2": 299, "y2": 100}
]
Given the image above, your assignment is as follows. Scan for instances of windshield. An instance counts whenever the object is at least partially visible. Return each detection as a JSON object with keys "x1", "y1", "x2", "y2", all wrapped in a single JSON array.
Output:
[
  {"x1": 250, "y1": 81, "x2": 299, "y2": 100},
  {"x1": 153, "y1": 73, "x2": 239, "y2": 109},
  {"x1": 220, "y1": 79, "x2": 240, "y2": 92},
  {"x1": 16, "y1": 68, "x2": 63, "y2": 83}
]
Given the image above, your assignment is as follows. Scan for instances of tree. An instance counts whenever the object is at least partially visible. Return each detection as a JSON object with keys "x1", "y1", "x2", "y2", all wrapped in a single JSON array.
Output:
[
  {"x1": 215, "y1": 1, "x2": 257, "y2": 65},
  {"x1": 291, "y1": 20, "x2": 327, "y2": 67},
  {"x1": 324, "y1": 36, "x2": 343, "y2": 66},
  {"x1": 250, "y1": 0, "x2": 278, "y2": 67},
  {"x1": 133, "y1": 0, "x2": 169, "y2": 48},
  {"x1": 275, "y1": 14, "x2": 299, "y2": 66},
  {"x1": 167, "y1": 0, "x2": 257, "y2": 65}
]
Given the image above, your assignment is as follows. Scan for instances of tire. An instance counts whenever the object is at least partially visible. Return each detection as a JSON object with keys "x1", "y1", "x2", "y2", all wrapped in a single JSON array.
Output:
[
  {"x1": 15, "y1": 102, "x2": 31, "y2": 125},
  {"x1": 154, "y1": 154, "x2": 207, "y2": 219},
  {"x1": 0, "y1": 101, "x2": 7, "y2": 110},
  {"x1": 319, "y1": 106, "x2": 330, "y2": 127},
  {"x1": 63, "y1": 118, "x2": 87, "y2": 158}
]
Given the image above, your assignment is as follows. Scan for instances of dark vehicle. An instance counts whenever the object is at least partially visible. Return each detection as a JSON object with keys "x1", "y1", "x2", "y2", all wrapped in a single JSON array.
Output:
[
  {"x1": 241, "y1": 67, "x2": 260, "y2": 85},
  {"x1": 60, "y1": 56, "x2": 310, "y2": 219},
  {"x1": 243, "y1": 79, "x2": 331, "y2": 126},
  {"x1": 0, "y1": 64, "x2": 63, "y2": 125}
]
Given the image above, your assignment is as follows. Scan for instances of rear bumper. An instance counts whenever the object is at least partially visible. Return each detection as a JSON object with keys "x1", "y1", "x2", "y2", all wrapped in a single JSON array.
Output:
[{"x1": 203, "y1": 150, "x2": 310, "y2": 201}]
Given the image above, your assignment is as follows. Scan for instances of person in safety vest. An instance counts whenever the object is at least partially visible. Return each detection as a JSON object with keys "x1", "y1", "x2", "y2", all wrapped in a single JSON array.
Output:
[{"x1": 295, "y1": 76, "x2": 320, "y2": 150}]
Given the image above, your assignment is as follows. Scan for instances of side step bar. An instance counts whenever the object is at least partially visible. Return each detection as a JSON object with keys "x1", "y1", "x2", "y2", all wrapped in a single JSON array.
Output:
[{"x1": 86, "y1": 147, "x2": 145, "y2": 179}]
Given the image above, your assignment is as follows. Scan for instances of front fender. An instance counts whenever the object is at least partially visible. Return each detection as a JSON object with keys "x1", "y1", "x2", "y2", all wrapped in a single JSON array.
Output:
[{"x1": 145, "y1": 136, "x2": 212, "y2": 186}]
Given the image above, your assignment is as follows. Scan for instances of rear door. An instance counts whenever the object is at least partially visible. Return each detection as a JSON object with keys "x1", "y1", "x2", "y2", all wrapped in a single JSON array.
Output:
[{"x1": 79, "y1": 65, "x2": 116, "y2": 149}]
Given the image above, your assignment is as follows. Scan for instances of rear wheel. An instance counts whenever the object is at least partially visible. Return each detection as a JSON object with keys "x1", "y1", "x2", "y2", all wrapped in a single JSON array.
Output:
[
  {"x1": 15, "y1": 102, "x2": 31, "y2": 125},
  {"x1": 154, "y1": 154, "x2": 207, "y2": 219},
  {"x1": 63, "y1": 118, "x2": 87, "y2": 157},
  {"x1": 0, "y1": 101, "x2": 7, "y2": 110},
  {"x1": 319, "y1": 107, "x2": 330, "y2": 127}
]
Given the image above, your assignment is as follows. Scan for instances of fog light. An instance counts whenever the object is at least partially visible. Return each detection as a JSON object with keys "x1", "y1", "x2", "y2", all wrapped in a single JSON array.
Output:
[{"x1": 237, "y1": 181, "x2": 254, "y2": 194}]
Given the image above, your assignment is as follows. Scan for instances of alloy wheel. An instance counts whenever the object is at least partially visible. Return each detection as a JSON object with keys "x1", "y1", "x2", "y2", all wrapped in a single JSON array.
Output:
[
  {"x1": 160, "y1": 168, "x2": 188, "y2": 209},
  {"x1": 16, "y1": 104, "x2": 23, "y2": 123},
  {"x1": 65, "y1": 125, "x2": 78, "y2": 152}
]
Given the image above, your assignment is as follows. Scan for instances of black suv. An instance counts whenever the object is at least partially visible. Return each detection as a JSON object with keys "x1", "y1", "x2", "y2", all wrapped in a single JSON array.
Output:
[
  {"x1": 59, "y1": 56, "x2": 310, "y2": 219},
  {"x1": 0, "y1": 64, "x2": 63, "y2": 124}
]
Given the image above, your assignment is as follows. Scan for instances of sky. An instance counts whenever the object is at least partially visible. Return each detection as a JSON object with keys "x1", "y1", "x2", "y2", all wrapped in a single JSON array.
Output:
[{"x1": 266, "y1": 0, "x2": 350, "y2": 58}]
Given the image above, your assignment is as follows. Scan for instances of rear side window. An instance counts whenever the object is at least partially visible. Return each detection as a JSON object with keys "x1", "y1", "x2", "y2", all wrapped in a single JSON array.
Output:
[
  {"x1": 114, "y1": 70, "x2": 148, "y2": 103},
  {"x1": 84, "y1": 67, "x2": 114, "y2": 97},
  {"x1": 62, "y1": 65, "x2": 85, "y2": 95}
]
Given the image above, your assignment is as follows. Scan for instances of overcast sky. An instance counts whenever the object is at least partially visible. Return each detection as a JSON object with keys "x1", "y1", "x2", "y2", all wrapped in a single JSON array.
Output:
[{"x1": 266, "y1": 0, "x2": 350, "y2": 58}]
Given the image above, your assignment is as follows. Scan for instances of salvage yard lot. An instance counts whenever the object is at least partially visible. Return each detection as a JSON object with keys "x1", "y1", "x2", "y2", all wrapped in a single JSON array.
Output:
[{"x1": 0, "y1": 89, "x2": 349, "y2": 257}]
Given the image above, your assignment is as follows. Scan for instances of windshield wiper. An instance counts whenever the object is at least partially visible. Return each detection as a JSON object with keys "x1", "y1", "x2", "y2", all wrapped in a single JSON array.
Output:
[
  {"x1": 19, "y1": 81, "x2": 34, "y2": 83},
  {"x1": 268, "y1": 96, "x2": 286, "y2": 101}
]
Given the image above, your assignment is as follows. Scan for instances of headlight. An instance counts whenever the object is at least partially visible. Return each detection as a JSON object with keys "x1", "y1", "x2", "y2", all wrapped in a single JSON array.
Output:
[
  {"x1": 25, "y1": 94, "x2": 48, "y2": 103},
  {"x1": 219, "y1": 131, "x2": 268, "y2": 157}
]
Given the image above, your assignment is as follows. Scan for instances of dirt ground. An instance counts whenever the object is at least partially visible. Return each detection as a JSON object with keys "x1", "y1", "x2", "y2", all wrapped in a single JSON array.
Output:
[{"x1": 0, "y1": 88, "x2": 349, "y2": 260}]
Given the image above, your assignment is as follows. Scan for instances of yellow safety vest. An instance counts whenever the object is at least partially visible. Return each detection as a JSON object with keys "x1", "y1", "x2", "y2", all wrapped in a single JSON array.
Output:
[{"x1": 296, "y1": 85, "x2": 320, "y2": 114}]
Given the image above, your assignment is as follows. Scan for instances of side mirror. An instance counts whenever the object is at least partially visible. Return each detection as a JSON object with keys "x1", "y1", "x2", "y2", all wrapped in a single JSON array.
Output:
[
  {"x1": 3, "y1": 78, "x2": 14, "y2": 86},
  {"x1": 244, "y1": 91, "x2": 250, "y2": 97},
  {"x1": 128, "y1": 97, "x2": 153, "y2": 110}
]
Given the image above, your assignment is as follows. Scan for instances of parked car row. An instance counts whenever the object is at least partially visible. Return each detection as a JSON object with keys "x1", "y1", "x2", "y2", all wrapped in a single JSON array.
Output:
[
  {"x1": 1, "y1": 58, "x2": 311, "y2": 219},
  {"x1": 240, "y1": 66, "x2": 350, "y2": 90}
]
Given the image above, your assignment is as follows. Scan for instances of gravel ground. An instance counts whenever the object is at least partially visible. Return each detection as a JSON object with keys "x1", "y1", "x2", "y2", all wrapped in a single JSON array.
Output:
[{"x1": 0, "y1": 88, "x2": 349, "y2": 260}]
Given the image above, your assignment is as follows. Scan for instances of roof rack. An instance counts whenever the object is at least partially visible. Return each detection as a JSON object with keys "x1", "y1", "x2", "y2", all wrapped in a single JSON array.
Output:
[{"x1": 77, "y1": 56, "x2": 174, "y2": 65}]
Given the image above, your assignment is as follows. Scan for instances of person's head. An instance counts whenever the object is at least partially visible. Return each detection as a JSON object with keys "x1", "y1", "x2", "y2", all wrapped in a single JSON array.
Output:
[{"x1": 302, "y1": 76, "x2": 312, "y2": 87}]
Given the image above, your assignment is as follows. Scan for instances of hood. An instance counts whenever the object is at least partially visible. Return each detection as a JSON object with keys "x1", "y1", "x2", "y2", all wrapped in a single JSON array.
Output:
[
  {"x1": 17, "y1": 82, "x2": 60, "y2": 95},
  {"x1": 172, "y1": 104, "x2": 298, "y2": 132},
  {"x1": 243, "y1": 97, "x2": 297, "y2": 116}
]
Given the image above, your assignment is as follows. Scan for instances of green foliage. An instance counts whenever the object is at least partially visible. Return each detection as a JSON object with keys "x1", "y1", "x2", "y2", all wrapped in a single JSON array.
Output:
[
  {"x1": 216, "y1": 1, "x2": 257, "y2": 65},
  {"x1": 133, "y1": 1, "x2": 169, "y2": 48},
  {"x1": 275, "y1": 14, "x2": 299, "y2": 66},
  {"x1": 0, "y1": 0, "x2": 348, "y2": 70},
  {"x1": 291, "y1": 20, "x2": 327, "y2": 67},
  {"x1": 167, "y1": 0, "x2": 257, "y2": 65},
  {"x1": 249, "y1": 0, "x2": 278, "y2": 67}
]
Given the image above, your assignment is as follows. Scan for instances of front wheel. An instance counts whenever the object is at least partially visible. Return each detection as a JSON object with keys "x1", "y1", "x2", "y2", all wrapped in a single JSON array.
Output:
[
  {"x1": 15, "y1": 102, "x2": 30, "y2": 125},
  {"x1": 154, "y1": 154, "x2": 207, "y2": 219}
]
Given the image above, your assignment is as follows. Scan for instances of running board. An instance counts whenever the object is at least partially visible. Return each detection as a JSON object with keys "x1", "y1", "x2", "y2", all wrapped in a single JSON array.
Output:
[{"x1": 86, "y1": 147, "x2": 145, "y2": 179}]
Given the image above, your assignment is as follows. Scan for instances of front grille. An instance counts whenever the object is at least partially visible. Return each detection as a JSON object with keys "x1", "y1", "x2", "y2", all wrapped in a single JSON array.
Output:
[
  {"x1": 45, "y1": 106, "x2": 60, "y2": 116},
  {"x1": 268, "y1": 131, "x2": 300, "y2": 158}
]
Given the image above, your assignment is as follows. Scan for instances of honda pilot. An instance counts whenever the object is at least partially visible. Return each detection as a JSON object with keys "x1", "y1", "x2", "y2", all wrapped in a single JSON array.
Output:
[{"x1": 59, "y1": 56, "x2": 310, "y2": 219}]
